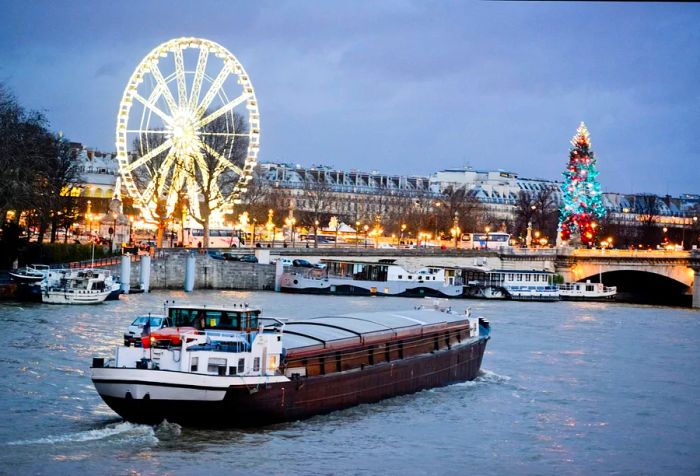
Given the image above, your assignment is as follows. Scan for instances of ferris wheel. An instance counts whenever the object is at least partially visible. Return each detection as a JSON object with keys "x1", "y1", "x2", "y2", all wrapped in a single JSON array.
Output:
[{"x1": 116, "y1": 37, "x2": 260, "y2": 225}]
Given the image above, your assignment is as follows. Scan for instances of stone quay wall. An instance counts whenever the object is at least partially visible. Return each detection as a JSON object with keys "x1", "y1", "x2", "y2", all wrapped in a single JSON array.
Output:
[{"x1": 124, "y1": 251, "x2": 276, "y2": 290}]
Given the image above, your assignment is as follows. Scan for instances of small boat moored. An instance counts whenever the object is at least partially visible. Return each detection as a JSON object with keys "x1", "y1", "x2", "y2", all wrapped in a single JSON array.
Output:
[
  {"x1": 558, "y1": 280, "x2": 617, "y2": 301},
  {"x1": 41, "y1": 268, "x2": 112, "y2": 304},
  {"x1": 8, "y1": 264, "x2": 50, "y2": 284},
  {"x1": 91, "y1": 302, "x2": 490, "y2": 427}
]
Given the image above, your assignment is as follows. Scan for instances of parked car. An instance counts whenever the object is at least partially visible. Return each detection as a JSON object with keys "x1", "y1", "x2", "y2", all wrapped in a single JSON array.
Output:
[
  {"x1": 124, "y1": 315, "x2": 170, "y2": 346},
  {"x1": 292, "y1": 259, "x2": 313, "y2": 268},
  {"x1": 276, "y1": 258, "x2": 293, "y2": 267},
  {"x1": 222, "y1": 252, "x2": 240, "y2": 261},
  {"x1": 239, "y1": 254, "x2": 258, "y2": 263}
]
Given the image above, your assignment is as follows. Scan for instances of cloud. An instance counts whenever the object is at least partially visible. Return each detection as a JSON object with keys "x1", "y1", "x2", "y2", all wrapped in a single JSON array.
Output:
[{"x1": 94, "y1": 61, "x2": 123, "y2": 78}]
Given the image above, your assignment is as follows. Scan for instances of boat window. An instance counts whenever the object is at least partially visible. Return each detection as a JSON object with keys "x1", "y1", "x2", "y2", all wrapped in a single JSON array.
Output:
[
  {"x1": 229, "y1": 365, "x2": 237, "y2": 375},
  {"x1": 253, "y1": 357, "x2": 260, "y2": 372},
  {"x1": 207, "y1": 358, "x2": 227, "y2": 373},
  {"x1": 237, "y1": 358, "x2": 245, "y2": 373},
  {"x1": 218, "y1": 312, "x2": 239, "y2": 330},
  {"x1": 398, "y1": 275, "x2": 402, "y2": 279},
  {"x1": 191, "y1": 357, "x2": 198, "y2": 372},
  {"x1": 169, "y1": 308, "x2": 199, "y2": 327},
  {"x1": 205, "y1": 311, "x2": 222, "y2": 327}
]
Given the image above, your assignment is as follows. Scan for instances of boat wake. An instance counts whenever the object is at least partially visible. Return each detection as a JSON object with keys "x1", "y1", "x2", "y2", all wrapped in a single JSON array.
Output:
[
  {"x1": 154, "y1": 419, "x2": 182, "y2": 441},
  {"x1": 451, "y1": 369, "x2": 511, "y2": 388},
  {"x1": 6, "y1": 422, "x2": 158, "y2": 447}
]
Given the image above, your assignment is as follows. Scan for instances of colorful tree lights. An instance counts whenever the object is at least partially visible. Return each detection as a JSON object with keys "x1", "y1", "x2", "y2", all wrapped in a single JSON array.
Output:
[{"x1": 559, "y1": 122, "x2": 606, "y2": 246}]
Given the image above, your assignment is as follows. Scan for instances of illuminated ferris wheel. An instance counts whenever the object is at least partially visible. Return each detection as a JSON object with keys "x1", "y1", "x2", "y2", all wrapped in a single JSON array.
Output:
[{"x1": 116, "y1": 37, "x2": 260, "y2": 224}]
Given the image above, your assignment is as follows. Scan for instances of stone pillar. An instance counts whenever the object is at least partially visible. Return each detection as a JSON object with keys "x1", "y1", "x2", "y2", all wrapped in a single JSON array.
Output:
[
  {"x1": 274, "y1": 260, "x2": 284, "y2": 292},
  {"x1": 184, "y1": 253, "x2": 196, "y2": 292},
  {"x1": 140, "y1": 255, "x2": 151, "y2": 293},
  {"x1": 119, "y1": 255, "x2": 131, "y2": 293}
]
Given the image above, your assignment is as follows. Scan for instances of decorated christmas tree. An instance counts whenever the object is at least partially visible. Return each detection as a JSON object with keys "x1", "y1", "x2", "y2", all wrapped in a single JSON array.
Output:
[{"x1": 559, "y1": 122, "x2": 606, "y2": 247}]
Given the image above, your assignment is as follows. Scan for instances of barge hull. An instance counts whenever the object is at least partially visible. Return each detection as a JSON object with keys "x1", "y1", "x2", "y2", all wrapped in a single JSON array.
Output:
[{"x1": 97, "y1": 337, "x2": 488, "y2": 427}]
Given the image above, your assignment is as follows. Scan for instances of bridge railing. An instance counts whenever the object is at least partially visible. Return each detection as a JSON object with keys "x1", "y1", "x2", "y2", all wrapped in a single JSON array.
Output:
[{"x1": 572, "y1": 249, "x2": 691, "y2": 259}]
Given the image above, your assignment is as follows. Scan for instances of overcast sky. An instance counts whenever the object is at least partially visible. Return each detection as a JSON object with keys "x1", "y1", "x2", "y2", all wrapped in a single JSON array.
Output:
[{"x1": 1, "y1": 0, "x2": 698, "y2": 196}]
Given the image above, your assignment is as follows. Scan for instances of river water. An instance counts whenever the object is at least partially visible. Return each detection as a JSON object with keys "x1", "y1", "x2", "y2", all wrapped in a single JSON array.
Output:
[{"x1": 0, "y1": 291, "x2": 699, "y2": 475}]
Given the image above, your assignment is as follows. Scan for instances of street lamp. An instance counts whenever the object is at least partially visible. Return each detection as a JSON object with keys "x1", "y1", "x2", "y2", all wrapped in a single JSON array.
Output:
[
  {"x1": 314, "y1": 219, "x2": 320, "y2": 248},
  {"x1": 452, "y1": 212, "x2": 460, "y2": 249},
  {"x1": 400, "y1": 223, "x2": 406, "y2": 246},
  {"x1": 111, "y1": 212, "x2": 117, "y2": 253},
  {"x1": 252, "y1": 218, "x2": 257, "y2": 248},
  {"x1": 363, "y1": 224, "x2": 369, "y2": 248},
  {"x1": 485, "y1": 226, "x2": 491, "y2": 250},
  {"x1": 355, "y1": 221, "x2": 360, "y2": 249}
]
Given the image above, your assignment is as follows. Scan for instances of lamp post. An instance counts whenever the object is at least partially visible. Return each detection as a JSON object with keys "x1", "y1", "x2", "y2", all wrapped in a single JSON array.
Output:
[
  {"x1": 451, "y1": 212, "x2": 460, "y2": 249},
  {"x1": 252, "y1": 218, "x2": 257, "y2": 248},
  {"x1": 291, "y1": 218, "x2": 296, "y2": 247},
  {"x1": 400, "y1": 223, "x2": 406, "y2": 246},
  {"x1": 266, "y1": 209, "x2": 275, "y2": 247},
  {"x1": 266, "y1": 209, "x2": 274, "y2": 243},
  {"x1": 86, "y1": 200, "x2": 92, "y2": 241},
  {"x1": 363, "y1": 224, "x2": 369, "y2": 248},
  {"x1": 355, "y1": 221, "x2": 360, "y2": 250},
  {"x1": 111, "y1": 212, "x2": 118, "y2": 253},
  {"x1": 485, "y1": 226, "x2": 491, "y2": 250},
  {"x1": 314, "y1": 219, "x2": 319, "y2": 248}
]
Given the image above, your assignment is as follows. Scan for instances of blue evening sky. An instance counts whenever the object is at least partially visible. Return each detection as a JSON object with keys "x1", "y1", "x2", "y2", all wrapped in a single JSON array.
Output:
[{"x1": 1, "y1": 1, "x2": 698, "y2": 196}]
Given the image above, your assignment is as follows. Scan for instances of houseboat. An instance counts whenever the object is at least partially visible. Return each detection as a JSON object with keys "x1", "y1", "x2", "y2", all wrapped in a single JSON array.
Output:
[
  {"x1": 280, "y1": 259, "x2": 464, "y2": 298},
  {"x1": 91, "y1": 302, "x2": 490, "y2": 426},
  {"x1": 558, "y1": 280, "x2": 617, "y2": 301},
  {"x1": 462, "y1": 268, "x2": 560, "y2": 301}
]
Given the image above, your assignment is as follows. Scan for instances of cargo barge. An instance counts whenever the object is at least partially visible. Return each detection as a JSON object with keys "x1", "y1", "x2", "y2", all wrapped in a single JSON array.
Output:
[{"x1": 91, "y1": 302, "x2": 490, "y2": 427}]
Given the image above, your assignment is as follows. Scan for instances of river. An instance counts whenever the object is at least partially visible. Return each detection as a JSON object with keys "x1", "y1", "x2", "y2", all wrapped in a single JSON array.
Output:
[{"x1": 0, "y1": 291, "x2": 699, "y2": 475}]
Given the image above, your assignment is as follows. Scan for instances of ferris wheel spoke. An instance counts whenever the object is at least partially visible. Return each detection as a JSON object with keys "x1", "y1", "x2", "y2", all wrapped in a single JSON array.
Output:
[
  {"x1": 125, "y1": 129, "x2": 170, "y2": 135},
  {"x1": 198, "y1": 140, "x2": 244, "y2": 176},
  {"x1": 133, "y1": 93, "x2": 174, "y2": 126},
  {"x1": 174, "y1": 47, "x2": 188, "y2": 109},
  {"x1": 149, "y1": 154, "x2": 178, "y2": 202},
  {"x1": 197, "y1": 92, "x2": 248, "y2": 128},
  {"x1": 196, "y1": 63, "x2": 233, "y2": 118},
  {"x1": 189, "y1": 48, "x2": 209, "y2": 110},
  {"x1": 166, "y1": 170, "x2": 187, "y2": 211},
  {"x1": 124, "y1": 138, "x2": 174, "y2": 173},
  {"x1": 149, "y1": 64, "x2": 179, "y2": 115},
  {"x1": 197, "y1": 132, "x2": 249, "y2": 137}
]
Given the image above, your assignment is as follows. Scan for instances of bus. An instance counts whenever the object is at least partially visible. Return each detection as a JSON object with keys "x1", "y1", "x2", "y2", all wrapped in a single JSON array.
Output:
[
  {"x1": 461, "y1": 232, "x2": 511, "y2": 250},
  {"x1": 186, "y1": 228, "x2": 245, "y2": 248},
  {"x1": 297, "y1": 233, "x2": 344, "y2": 246}
]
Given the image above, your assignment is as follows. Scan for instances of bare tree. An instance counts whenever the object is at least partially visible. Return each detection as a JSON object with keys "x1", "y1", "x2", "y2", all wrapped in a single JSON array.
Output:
[
  {"x1": 634, "y1": 193, "x2": 662, "y2": 247},
  {"x1": 132, "y1": 132, "x2": 178, "y2": 247},
  {"x1": 181, "y1": 113, "x2": 248, "y2": 248},
  {"x1": 300, "y1": 178, "x2": 334, "y2": 248}
]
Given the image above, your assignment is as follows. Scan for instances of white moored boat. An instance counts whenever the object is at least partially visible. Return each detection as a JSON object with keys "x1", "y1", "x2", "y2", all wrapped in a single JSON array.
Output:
[
  {"x1": 558, "y1": 280, "x2": 617, "y2": 301},
  {"x1": 281, "y1": 259, "x2": 464, "y2": 298},
  {"x1": 41, "y1": 268, "x2": 112, "y2": 304}
]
